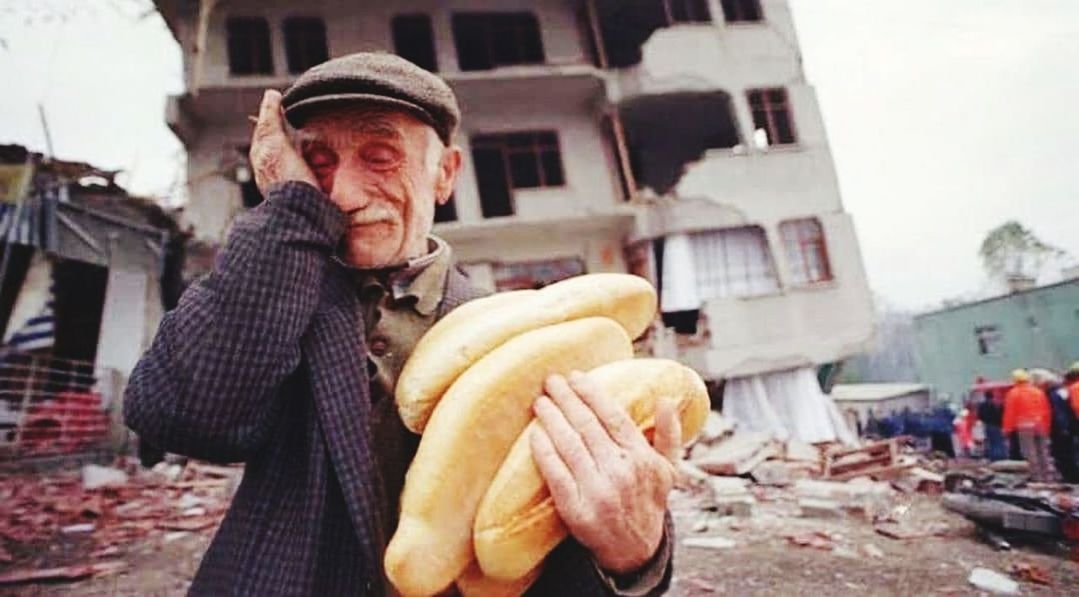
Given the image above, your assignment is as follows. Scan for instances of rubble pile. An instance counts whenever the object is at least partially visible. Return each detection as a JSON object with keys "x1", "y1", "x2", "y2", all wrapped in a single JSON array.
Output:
[
  {"x1": 673, "y1": 412, "x2": 952, "y2": 553},
  {"x1": 0, "y1": 459, "x2": 238, "y2": 586}
]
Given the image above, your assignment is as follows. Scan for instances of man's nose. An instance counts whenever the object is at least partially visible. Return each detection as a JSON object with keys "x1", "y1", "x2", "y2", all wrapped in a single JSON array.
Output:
[{"x1": 328, "y1": 165, "x2": 373, "y2": 213}]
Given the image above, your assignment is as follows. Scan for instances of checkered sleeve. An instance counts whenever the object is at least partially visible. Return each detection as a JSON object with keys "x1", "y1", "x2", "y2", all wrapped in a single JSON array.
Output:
[{"x1": 124, "y1": 181, "x2": 345, "y2": 463}]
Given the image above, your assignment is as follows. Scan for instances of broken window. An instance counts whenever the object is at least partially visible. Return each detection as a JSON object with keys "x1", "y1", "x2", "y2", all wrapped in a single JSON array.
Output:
[
  {"x1": 393, "y1": 14, "x2": 438, "y2": 72},
  {"x1": 493, "y1": 258, "x2": 585, "y2": 291},
  {"x1": 227, "y1": 17, "x2": 274, "y2": 75},
  {"x1": 283, "y1": 17, "x2": 329, "y2": 74},
  {"x1": 471, "y1": 131, "x2": 565, "y2": 218},
  {"x1": 748, "y1": 88, "x2": 796, "y2": 146},
  {"x1": 452, "y1": 13, "x2": 545, "y2": 71},
  {"x1": 975, "y1": 325, "x2": 1002, "y2": 356},
  {"x1": 434, "y1": 194, "x2": 457, "y2": 223},
  {"x1": 619, "y1": 92, "x2": 740, "y2": 193},
  {"x1": 665, "y1": 0, "x2": 711, "y2": 24},
  {"x1": 721, "y1": 0, "x2": 764, "y2": 22},
  {"x1": 780, "y1": 218, "x2": 833, "y2": 285}
]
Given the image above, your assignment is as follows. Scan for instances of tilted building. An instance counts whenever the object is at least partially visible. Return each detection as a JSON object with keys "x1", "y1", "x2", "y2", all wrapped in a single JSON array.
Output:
[{"x1": 153, "y1": 0, "x2": 874, "y2": 438}]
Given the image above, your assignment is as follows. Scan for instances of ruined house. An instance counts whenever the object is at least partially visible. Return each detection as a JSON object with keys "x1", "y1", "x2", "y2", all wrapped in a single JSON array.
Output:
[
  {"x1": 154, "y1": 0, "x2": 874, "y2": 441},
  {"x1": 0, "y1": 145, "x2": 183, "y2": 462}
]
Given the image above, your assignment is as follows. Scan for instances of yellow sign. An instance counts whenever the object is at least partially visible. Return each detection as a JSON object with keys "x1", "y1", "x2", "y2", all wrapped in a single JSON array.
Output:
[{"x1": 0, "y1": 164, "x2": 34, "y2": 204}]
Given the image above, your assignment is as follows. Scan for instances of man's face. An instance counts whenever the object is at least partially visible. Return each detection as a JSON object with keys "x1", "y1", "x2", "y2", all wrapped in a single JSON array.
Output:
[{"x1": 296, "y1": 106, "x2": 460, "y2": 268}]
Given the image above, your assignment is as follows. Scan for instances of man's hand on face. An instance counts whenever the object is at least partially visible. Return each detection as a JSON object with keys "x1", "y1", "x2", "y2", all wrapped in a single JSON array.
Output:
[
  {"x1": 530, "y1": 372, "x2": 681, "y2": 575},
  {"x1": 250, "y1": 90, "x2": 320, "y2": 196}
]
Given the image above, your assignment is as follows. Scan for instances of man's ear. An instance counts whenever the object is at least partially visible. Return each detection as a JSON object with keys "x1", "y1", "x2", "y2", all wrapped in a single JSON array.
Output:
[{"x1": 435, "y1": 146, "x2": 463, "y2": 205}]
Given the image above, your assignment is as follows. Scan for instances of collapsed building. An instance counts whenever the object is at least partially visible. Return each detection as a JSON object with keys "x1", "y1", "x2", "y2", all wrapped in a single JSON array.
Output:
[
  {"x1": 153, "y1": 0, "x2": 874, "y2": 442},
  {"x1": 0, "y1": 145, "x2": 183, "y2": 463}
]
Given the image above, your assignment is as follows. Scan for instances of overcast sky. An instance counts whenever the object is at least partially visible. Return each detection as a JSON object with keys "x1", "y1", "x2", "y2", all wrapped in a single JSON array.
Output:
[{"x1": 1, "y1": 0, "x2": 1076, "y2": 310}]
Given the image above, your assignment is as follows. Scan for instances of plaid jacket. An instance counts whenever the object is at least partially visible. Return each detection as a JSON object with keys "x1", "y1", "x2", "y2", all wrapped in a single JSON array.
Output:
[{"x1": 124, "y1": 182, "x2": 672, "y2": 596}]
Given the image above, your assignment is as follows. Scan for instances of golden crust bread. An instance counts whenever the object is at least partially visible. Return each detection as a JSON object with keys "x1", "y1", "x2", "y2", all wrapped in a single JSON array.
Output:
[
  {"x1": 395, "y1": 274, "x2": 656, "y2": 433},
  {"x1": 473, "y1": 359, "x2": 710, "y2": 581},
  {"x1": 384, "y1": 317, "x2": 634, "y2": 596}
]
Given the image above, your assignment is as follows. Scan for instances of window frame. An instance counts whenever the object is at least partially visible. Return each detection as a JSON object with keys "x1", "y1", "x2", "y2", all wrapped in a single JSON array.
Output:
[
  {"x1": 470, "y1": 131, "x2": 566, "y2": 191},
  {"x1": 226, "y1": 16, "x2": 274, "y2": 76},
  {"x1": 780, "y1": 217, "x2": 834, "y2": 286},
  {"x1": 392, "y1": 14, "x2": 439, "y2": 72},
  {"x1": 748, "y1": 87, "x2": 798, "y2": 147},
  {"x1": 451, "y1": 12, "x2": 546, "y2": 71},
  {"x1": 974, "y1": 325, "x2": 1003, "y2": 356},
  {"x1": 664, "y1": 0, "x2": 712, "y2": 24},
  {"x1": 282, "y1": 16, "x2": 329, "y2": 74},
  {"x1": 721, "y1": 0, "x2": 764, "y2": 23}
]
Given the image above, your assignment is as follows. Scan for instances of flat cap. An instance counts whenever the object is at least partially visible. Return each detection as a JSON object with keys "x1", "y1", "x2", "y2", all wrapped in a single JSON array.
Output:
[{"x1": 282, "y1": 52, "x2": 460, "y2": 145}]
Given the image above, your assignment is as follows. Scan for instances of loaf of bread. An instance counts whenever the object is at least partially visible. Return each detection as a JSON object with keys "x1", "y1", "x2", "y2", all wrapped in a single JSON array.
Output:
[
  {"x1": 384, "y1": 317, "x2": 635, "y2": 596},
  {"x1": 473, "y1": 359, "x2": 710, "y2": 581},
  {"x1": 395, "y1": 274, "x2": 657, "y2": 433}
]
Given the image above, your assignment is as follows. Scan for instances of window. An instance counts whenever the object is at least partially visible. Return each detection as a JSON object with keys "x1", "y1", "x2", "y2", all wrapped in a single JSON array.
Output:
[
  {"x1": 493, "y1": 259, "x2": 584, "y2": 291},
  {"x1": 471, "y1": 131, "x2": 565, "y2": 218},
  {"x1": 780, "y1": 218, "x2": 833, "y2": 285},
  {"x1": 690, "y1": 227, "x2": 780, "y2": 299},
  {"x1": 393, "y1": 15, "x2": 438, "y2": 72},
  {"x1": 227, "y1": 17, "x2": 273, "y2": 75},
  {"x1": 748, "y1": 88, "x2": 796, "y2": 146},
  {"x1": 283, "y1": 17, "x2": 329, "y2": 74},
  {"x1": 434, "y1": 194, "x2": 457, "y2": 223},
  {"x1": 659, "y1": 227, "x2": 780, "y2": 315},
  {"x1": 721, "y1": 0, "x2": 764, "y2": 23},
  {"x1": 452, "y1": 13, "x2": 544, "y2": 71},
  {"x1": 975, "y1": 326, "x2": 1002, "y2": 356},
  {"x1": 665, "y1": 0, "x2": 711, "y2": 24}
]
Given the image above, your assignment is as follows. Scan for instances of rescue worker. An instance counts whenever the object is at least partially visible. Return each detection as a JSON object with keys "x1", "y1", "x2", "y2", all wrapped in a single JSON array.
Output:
[
  {"x1": 1067, "y1": 362, "x2": 1079, "y2": 420},
  {"x1": 1002, "y1": 369, "x2": 1057, "y2": 481}
]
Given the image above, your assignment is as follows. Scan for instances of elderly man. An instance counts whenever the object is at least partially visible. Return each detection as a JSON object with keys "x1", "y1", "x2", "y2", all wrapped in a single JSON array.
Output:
[{"x1": 124, "y1": 53, "x2": 676, "y2": 595}]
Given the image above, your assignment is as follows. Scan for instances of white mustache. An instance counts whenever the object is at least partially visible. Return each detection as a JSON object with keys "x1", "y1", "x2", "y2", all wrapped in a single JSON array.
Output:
[{"x1": 348, "y1": 209, "x2": 395, "y2": 226}]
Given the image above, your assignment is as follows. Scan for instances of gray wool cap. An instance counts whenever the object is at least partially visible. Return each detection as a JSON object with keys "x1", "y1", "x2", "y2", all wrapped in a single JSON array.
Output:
[{"x1": 281, "y1": 53, "x2": 461, "y2": 145}]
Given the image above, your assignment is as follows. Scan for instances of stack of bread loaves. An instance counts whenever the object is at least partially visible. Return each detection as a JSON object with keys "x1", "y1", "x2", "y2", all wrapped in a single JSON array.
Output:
[{"x1": 384, "y1": 273, "x2": 710, "y2": 596}]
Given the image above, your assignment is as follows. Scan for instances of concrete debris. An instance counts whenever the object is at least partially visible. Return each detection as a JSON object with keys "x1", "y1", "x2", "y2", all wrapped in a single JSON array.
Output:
[
  {"x1": 0, "y1": 561, "x2": 127, "y2": 586},
  {"x1": 968, "y1": 567, "x2": 1020, "y2": 595},
  {"x1": 785, "y1": 531, "x2": 836, "y2": 551},
  {"x1": 783, "y1": 440, "x2": 822, "y2": 465},
  {"x1": 750, "y1": 461, "x2": 796, "y2": 487},
  {"x1": 987, "y1": 460, "x2": 1030, "y2": 474},
  {"x1": 1008, "y1": 562, "x2": 1052, "y2": 586},
  {"x1": 81, "y1": 464, "x2": 129, "y2": 490},
  {"x1": 682, "y1": 536, "x2": 737, "y2": 550},
  {"x1": 697, "y1": 411, "x2": 735, "y2": 445},
  {"x1": 692, "y1": 432, "x2": 778, "y2": 476},
  {"x1": 873, "y1": 521, "x2": 948, "y2": 540},
  {"x1": 0, "y1": 459, "x2": 239, "y2": 575},
  {"x1": 861, "y1": 543, "x2": 884, "y2": 559},
  {"x1": 798, "y1": 498, "x2": 843, "y2": 519}
]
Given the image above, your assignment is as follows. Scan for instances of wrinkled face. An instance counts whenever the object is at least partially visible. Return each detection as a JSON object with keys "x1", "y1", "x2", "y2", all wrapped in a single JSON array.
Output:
[{"x1": 296, "y1": 106, "x2": 460, "y2": 268}]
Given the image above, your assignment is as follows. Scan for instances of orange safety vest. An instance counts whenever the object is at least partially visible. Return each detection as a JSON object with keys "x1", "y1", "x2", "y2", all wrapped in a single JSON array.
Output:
[{"x1": 1002, "y1": 381, "x2": 1052, "y2": 436}]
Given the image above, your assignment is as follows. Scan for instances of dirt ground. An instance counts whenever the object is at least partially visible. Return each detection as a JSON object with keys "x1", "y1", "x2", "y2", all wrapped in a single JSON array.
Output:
[
  {"x1": 667, "y1": 491, "x2": 1079, "y2": 596},
  {"x1": 2, "y1": 472, "x2": 1078, "y2": 595}
]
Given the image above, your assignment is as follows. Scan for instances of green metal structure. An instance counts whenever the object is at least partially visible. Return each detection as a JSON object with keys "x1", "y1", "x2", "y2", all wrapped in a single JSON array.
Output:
[{"x1": 913, "y1": 279, "x2": 1079, "y2": 403}]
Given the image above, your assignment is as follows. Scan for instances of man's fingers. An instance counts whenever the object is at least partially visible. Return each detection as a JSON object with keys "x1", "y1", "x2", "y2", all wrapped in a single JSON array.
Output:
[
  {"x1": 568, "y1": 371, "x2": 645, "y2": 449},
  {"x1": 544, "y1": 375, "x2": 621, "y2": 463},
  {"x1": 652, "y1": 396, "x2": 683, "y2": 462},
  {"x1": 529, "y1": 424, "x2": 580, "y2": 512},
  {"x1": 533, "y1": 395, "x2": 597, "y2": 479},
  {"x1": 254, "y1": 89, "x2": 285, "y2": 140}
]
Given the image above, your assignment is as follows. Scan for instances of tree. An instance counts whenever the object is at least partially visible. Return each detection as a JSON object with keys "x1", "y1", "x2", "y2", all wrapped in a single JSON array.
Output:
[{"x1": 979, "y1": 221, "x2": 1064, "y2": 283}]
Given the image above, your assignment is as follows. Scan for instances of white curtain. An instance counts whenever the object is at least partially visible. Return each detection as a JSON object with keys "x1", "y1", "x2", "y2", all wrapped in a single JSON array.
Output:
[
  {"x1": 722, "y1": 367, "x2": 856, "y2": 445},
  {"x1": 660, "y1": 233, "x2": 700, "y2": 312}
]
